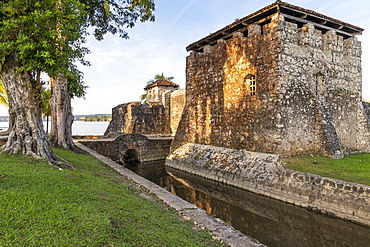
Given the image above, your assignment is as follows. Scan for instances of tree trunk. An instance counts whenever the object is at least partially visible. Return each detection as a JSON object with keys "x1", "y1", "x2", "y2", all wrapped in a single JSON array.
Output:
[
  {"x1": 46, "y1": 115, "x2": 49, "y2": 134},
  {"x1": 49, "y1": 76, "x2": 75, "y2": 150},
  {"x1": 0, "y1": 55, "x2": 57, "y2": 162}
]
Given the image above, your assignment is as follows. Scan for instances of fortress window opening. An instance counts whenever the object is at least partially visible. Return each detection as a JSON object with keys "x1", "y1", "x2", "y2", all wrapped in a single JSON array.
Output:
[{"x1": 245, "y1": 74, "x2": 256, "y2": 96}]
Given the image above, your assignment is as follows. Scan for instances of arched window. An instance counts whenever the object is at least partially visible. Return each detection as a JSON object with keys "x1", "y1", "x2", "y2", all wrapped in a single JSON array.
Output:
[{"x1": 245, "y1": 74, "x2": 256, "y2": 96}]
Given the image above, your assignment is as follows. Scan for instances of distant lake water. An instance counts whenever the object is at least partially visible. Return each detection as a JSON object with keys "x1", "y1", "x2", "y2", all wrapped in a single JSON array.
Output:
[
  {"x1": 72, "y1": 121, "x2": 110, "y2": 136},
  {"x1": 0, "y1": 121, "x2": 110, "y2": 136}
]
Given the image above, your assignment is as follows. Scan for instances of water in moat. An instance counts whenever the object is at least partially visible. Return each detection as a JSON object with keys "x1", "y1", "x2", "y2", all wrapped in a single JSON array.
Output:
[{"x1": 125, "y1": 160, "x2": 370, "y2": 247}]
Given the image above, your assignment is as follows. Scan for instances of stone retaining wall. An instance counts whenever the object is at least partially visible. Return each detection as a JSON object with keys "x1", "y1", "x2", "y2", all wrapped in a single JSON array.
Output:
[{"x1": 166, "y1": 143, "x2": 370, "y2": 226}]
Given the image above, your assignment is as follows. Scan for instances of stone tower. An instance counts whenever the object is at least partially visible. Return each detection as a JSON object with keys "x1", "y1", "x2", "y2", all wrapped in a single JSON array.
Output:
[
  {"x1": 172, "y1": 1, "x2": 368, "y2": 159},
  {"x1": 144, "y1": 78, "x2": 179, "y2": 104}
]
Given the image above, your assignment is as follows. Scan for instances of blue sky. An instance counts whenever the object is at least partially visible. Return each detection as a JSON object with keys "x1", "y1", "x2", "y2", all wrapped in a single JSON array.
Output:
[{"x1": 1, "y1": 0, "x2": 369, "y2": 116}]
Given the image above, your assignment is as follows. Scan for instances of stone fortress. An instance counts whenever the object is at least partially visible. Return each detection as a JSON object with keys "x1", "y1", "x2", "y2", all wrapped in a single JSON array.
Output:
[
  {"x1": 171, "y1": 0, "x2": 369, "y2": 160},
  {"x1": 165, "y1": 1, "x2": 370, "y2": 226},
  {"x1": 83, "y1": 78, "x2": 185, "y2": 164},
  {"x1": 105, "y1": 78, "x2": 185, "y2": 136},
  {"x1": 91, "y1": 1, "x2": 370, "y2": 226},
  {"x1": 107, "y1": 0, "x2": 370, "y2": 160}
]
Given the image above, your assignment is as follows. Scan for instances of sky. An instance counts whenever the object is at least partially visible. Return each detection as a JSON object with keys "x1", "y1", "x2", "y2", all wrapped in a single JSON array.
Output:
[{"x1": 1, "y1": 0, "x2": 369, "y2": 116}]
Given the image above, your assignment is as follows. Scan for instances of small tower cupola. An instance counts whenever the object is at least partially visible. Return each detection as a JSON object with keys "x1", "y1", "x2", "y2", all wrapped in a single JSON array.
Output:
[{"x1": 144, "y1": 78, "x2": 179, "y2": 103}]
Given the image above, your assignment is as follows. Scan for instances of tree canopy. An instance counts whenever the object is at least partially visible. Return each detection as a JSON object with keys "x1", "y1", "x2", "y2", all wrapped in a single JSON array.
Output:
[
  {"x1": 0, "y1": 0, "x2": 89, "y2": 85},
  {"x1": 0, "y1": 0, "x2": 155, "y2": 162},
  {"x1": 82, "y1": 0, "x2": 155, "y2": 40},
  {"x1": 0, "y1": 0, "x2": 155, "y2": 98}
]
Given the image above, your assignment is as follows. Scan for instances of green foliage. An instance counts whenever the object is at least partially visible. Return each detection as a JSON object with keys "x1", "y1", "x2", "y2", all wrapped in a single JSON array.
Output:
[
  {"x1": 0, "y1": 149, "x2": 221, "y2": 246},
  {"x1": 66, "y1": 66, "x2": 88, "y2": 98},
  {"x1": 0, "y1": 0, "x2": 155, "y2": 99},
  {"x1": 82, "y1": 115, "x2": 111, "y2": 121},
  {"x1": 82, "y1": 0, "x2": 155, "y2": 40},
  {"x1": 0, "y1": 0, "x2": 89, "y2": 78},
  {"x1": 0, "y1": 0, "x2": 90, "y2": 105},
  {"x1": 140, "y1": 93, "x2": 147, "y2": 103},
  {"x1": 41, "y1": 87, "x2": 51, "y2": 117},
  {"x1": 282, "y1": 153, "x2": 370, "y2": 186},
  {"x1": 0, "y1": 80, "x2": 8, "y2": 107}
]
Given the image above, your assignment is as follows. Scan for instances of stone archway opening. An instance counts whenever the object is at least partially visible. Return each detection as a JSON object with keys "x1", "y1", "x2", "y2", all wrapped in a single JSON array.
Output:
[{"x1": 124, "y1": 149, "x2": 139, "y2": 163}]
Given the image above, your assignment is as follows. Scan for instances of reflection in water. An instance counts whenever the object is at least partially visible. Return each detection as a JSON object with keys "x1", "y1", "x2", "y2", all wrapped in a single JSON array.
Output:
[{"x1": 125, "y1": 160, "x2": 370, "y2": 247}]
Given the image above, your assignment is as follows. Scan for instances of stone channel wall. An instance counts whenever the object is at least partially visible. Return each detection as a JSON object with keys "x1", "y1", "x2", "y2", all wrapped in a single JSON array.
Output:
[
  {"x1": 172, "y1": 13, "x2": 370, "y2": 158},
  {"x1": 166, "y1": 143, "x2": 370, "y2": 226}
]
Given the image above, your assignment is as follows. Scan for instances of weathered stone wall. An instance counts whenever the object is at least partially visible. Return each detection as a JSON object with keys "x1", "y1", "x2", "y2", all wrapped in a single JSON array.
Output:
[
  {"x1": 172, "y1": 13, "x2": 370, "y2": 158},
  {"x1": 166, "y1": 167, "x2": 370, "y2": 247},
  {"x1": 170, "y1": 89, "x2": 186, "y2": 135},
  {"x1": 79, "y1": 134, "x2": 172, "y2": 163},
  {"x1": 147, "y1": 87, "x2": 175, "y2": 103},
  {"x1": 106, "y1": 89, "x2": 186, "y2": 136},
  {"x1": 277, "y1": 17, "x2": 369, "y2": 156},
  {"x1": 172, "y1": 17, "x2": 281, "y2": 154},
  {"x1": 105, "y1": 102, "x2": 171, "y2": 135},
  {"x1": 166, "y1": 143, "x2": 370, "y2": 226}
]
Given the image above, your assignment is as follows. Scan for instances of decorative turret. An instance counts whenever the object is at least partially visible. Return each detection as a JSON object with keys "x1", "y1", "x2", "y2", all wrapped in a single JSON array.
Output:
[{"x1": 144, "y1": 78, "x2": 179, "y2": 103}]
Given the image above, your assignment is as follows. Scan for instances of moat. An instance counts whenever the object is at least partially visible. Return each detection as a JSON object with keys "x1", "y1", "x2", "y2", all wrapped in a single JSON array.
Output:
[{"x1": 125, "y1": 160, "x2": 370, "y2": 247}]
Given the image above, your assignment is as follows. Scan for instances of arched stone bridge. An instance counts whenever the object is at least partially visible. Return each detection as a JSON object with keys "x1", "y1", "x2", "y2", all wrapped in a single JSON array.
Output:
[{"x1": 77, "y1": 134, "x2": 173, "y2": 163}]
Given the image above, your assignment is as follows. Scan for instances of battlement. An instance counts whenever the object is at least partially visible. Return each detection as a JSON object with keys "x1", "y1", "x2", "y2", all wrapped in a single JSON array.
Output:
[
  {"x1": 187, "y1": 1, "x2": 362, "y2": 54},
  {"x1": 188, "y1": 16, "x2": 360, "y2": 59}
]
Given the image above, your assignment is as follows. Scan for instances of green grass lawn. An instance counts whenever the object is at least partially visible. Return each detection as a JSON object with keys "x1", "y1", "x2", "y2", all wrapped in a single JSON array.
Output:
[
  {"x1": 0, "y1": 149, "x2": 221, "y2": 246},
  {"x1": 282, "y1": 153, "x2": 370, "y2": 186}
]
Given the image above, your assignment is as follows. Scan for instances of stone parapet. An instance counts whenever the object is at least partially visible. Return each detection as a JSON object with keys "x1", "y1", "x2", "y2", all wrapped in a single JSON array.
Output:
[
  {"x1": 105, "y1": 102, "x2": 171, "y2": 135},
  {"x1": 105, "y1": 89, "x2": 185, "y2": 137},
  {"x1": 166, "y1": 143, "x2": 370, "y2": 226}
]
